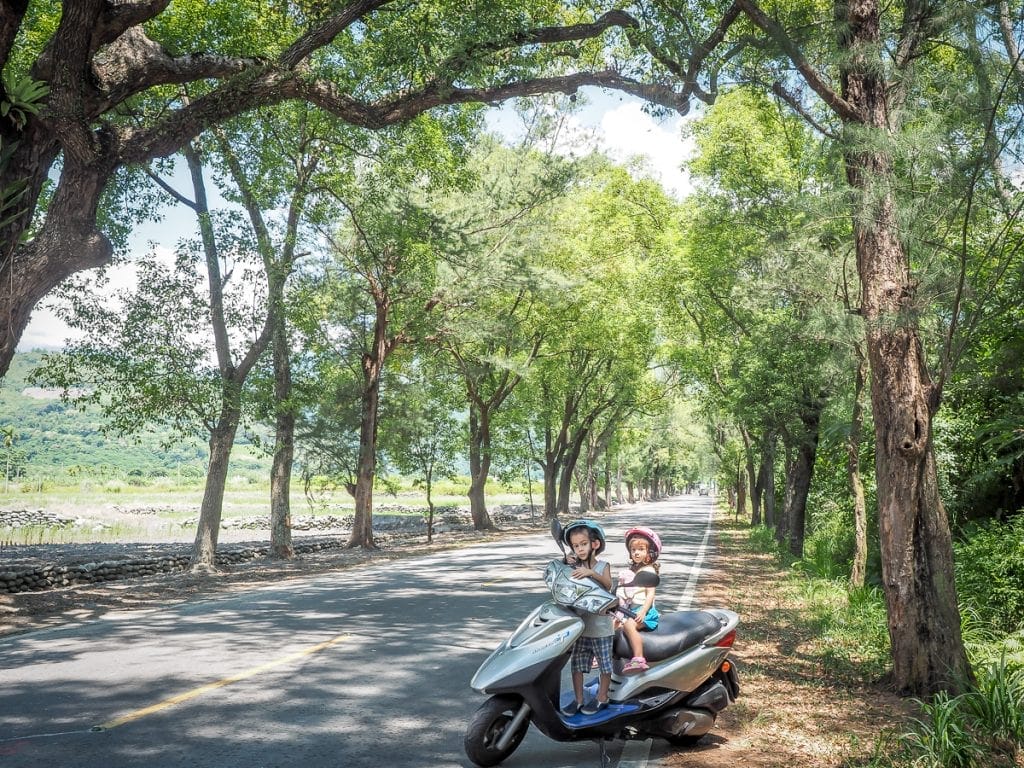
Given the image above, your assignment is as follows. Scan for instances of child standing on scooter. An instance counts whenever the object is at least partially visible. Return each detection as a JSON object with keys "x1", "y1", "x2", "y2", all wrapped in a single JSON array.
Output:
[
  {"x1": 616, "y1": 526, "x2": 662, "y2": 674},
  {"x1": 561, "y1": 519, "x2": 614, "y2": 715}
]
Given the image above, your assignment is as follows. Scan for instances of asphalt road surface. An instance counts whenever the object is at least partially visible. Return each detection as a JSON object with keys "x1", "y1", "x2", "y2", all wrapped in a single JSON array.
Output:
[{"x1": 0, "y1": 495, "x2": 719, "y2": 768}]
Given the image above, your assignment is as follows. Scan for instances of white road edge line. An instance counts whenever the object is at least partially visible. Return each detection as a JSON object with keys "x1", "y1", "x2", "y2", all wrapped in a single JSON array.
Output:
[
  {"x1": 618, "y1": 737, "x2": 654, "y2": 766},
  {"x1": 676, "y1": 507, "x2": 713, "y2": 612},
  {"x1": 613, "y1": 502, "x2": 715, "y2": 768}
]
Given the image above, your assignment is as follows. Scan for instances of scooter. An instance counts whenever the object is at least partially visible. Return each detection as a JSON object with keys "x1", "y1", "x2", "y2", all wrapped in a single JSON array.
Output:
[{"x1": 464, "y1": 519, "x2": 740, "y2": 766}]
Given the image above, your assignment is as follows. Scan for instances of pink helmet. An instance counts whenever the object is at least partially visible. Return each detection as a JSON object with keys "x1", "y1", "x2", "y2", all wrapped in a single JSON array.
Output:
[{"x1": 624, "y1": 526, "x2": 662, "y2": 562}]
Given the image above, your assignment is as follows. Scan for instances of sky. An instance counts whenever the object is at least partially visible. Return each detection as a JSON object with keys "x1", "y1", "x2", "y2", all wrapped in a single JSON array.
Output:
[{"x1": 18, "y1": 89, "x2": 692, "y2": 352}]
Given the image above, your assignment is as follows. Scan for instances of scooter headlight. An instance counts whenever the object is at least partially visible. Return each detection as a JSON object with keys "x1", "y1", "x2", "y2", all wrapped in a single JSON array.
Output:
[
  {"x1": 575, "y1": 593, "x2": 619, "y2": 615},
  {"x1": 545, "y1": 562, "x2": 589, "y2": 605}
]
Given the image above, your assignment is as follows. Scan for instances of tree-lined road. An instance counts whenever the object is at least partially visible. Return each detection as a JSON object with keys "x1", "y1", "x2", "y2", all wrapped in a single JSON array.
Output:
[{"x1": 0, "y1": 496, "x2": 718, "y2": 768}]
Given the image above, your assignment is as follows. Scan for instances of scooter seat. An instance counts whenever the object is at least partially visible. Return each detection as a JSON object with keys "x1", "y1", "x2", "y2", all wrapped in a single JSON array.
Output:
[{"x1": 613, "y1": 610, "x2": 723, "y2": 663}]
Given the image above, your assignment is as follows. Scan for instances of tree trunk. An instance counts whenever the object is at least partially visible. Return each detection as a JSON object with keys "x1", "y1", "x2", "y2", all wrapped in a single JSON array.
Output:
[
  {"x1": 626, "y1": 480, "x2": 635, "y2": 504},
  {"x1": 742, "y1": 429, "x2": 761, "y2": 525},
  {"x1": 192, "y1": 416, "x2": 239, "y2": 567},
  {"x1": 1, "y1": 145, "x2": 113, "y2": 375},
  {"x1": 574, "y1": 466, "x2": 589, "y2": 515},
  {"x1": 776, "y1": 441, "x2": 793, "y2": 547},
  {"x1": 348, "y1": 370, "x2": 380, "y2": 549},
  {"x1": 786, "y1": 395, "x2": 824, "y2": 558},
  {"x1": 604, "y1": 461, "x2": 612, "y2": 510},
  {"x1": 269, "y1": 312, "x2": 294, "y2": 560},
  {"x1": 757, "y1": 436, "x2": 776, "y2": 528},
  {"x1": 848, "y1": 345, "x2": 868, "y2": 588},
  {"x1": 557, "y1": 430, "x2": 587, "y2": 515},
  {"x1": 543, "y1": 463, "x2": 558, "y2": 518},
  {"x1": 615, "y1": 459, "x2": 624, "y2": 504},
  {"x1": 736, "y1": 468, "x2": 747, "y2": 520},
  {"x1": 425, "y1": 466, "x2": 435, "y2": 544},
  {"x1": 347, "y1": 293, "x2": 394, "y2": 550},
  {"x1": 841, "y1": 0, "x2": 971, "y2": 694},
  {"x1": 467, "y1": 405, "x2": 495, "y2": 530}
]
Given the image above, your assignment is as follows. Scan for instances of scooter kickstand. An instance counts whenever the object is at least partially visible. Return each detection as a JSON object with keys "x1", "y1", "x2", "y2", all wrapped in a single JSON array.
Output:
[{"x1": 596, "y1": 739, "x2": 612, "y2": 767}]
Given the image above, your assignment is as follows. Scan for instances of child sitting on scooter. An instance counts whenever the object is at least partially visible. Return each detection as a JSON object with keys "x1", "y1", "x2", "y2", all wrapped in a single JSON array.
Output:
[
  {"x1": 561, "y1": 519, "x2": 614, "y2": 715},
  {"x1": 615, "y1": 526, "x2": 662, "y2": 674}
]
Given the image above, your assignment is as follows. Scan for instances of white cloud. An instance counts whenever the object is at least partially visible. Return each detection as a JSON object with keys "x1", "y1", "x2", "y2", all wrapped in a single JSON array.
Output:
[
  {"x1": 594, "y1": 102, "x2": 693, "y2": 199},
  {"x1": 487, "y1": 96, "x2": 694, "y2": 199}
]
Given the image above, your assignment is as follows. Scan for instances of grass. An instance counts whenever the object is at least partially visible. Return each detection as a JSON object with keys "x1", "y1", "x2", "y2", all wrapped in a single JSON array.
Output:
[{"x1": 0, "y1": 478, "x2": 536, "y2": 546}]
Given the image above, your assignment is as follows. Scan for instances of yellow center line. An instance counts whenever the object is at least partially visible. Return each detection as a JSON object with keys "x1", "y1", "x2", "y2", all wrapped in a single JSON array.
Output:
[{"x1": 95, "y1": 633, "x2": 350, "y2": 731}]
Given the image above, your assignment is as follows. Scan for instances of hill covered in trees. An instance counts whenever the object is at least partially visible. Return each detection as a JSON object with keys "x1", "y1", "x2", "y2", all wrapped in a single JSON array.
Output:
[{"x1": 0, "y1": 351, "x2": 265, "y2": 483}]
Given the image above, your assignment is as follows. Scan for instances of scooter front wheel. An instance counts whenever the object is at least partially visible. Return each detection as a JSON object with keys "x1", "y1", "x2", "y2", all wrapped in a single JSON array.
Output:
[{"x1": 464, "y1": 694, "x2": 529, "y2": 767}]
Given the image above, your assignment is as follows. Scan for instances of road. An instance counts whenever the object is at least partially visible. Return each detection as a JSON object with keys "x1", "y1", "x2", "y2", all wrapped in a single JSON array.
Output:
[{"x1": 0, "y1": 495, "x2": 718, "y2": 768}]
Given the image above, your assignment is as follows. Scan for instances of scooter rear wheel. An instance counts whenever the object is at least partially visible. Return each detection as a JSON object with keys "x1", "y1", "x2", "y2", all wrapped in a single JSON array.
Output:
[{"x1": 464, "y1": 694, "x2": 529, "y2": 767}]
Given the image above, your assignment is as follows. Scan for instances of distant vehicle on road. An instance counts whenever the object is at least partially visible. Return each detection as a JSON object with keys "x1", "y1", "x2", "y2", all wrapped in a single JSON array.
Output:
[{"x1": 698, "y1": 486, "x2": 709, "y2": 496}]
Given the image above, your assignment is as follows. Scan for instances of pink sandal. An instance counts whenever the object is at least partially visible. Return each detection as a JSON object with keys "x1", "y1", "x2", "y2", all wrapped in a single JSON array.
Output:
[{"x1": 622, "y1": 656, "x2": 649, "y2": 674}]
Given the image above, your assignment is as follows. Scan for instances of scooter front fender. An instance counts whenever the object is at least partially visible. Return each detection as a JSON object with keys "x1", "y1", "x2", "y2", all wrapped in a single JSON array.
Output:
[{"x1": 470, "y1": 602, "x2": 582, "y2": 694}]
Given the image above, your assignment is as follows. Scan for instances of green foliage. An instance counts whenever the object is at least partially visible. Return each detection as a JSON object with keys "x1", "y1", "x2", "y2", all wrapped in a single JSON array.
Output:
[
  {"x1": 960, "y1": 656, "x2": 1024, "y2": 749},
  {"x1": 748, "y1": 524, "x2": 779, "y2": 553},
  {"x1": 902, "y1": 692, "x2": 986, "y2": 768},
  {"x1": 0, "y1": 74, "x2": 48, "y2": 129},
  {"x1": 954, "y1": 515, "x2": 1024, "y2": 631},
  {"x1": 898, "y1": 658, "x2": 1024, "y2": 768}
]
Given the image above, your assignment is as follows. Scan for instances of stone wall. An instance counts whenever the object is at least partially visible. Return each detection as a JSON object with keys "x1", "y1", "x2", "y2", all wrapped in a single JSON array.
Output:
[
  {"x1": 0, "y1": 537, "x2": 348, "y2": 594},
  {"x1": 0, "y1": 504, "x2": 544, "y2": 595}
]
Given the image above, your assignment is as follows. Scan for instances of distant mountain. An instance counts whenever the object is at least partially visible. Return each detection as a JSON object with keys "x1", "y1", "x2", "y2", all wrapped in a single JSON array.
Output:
[{"x1": 1, "y1": 351, "x2": 268, "y2": 482}]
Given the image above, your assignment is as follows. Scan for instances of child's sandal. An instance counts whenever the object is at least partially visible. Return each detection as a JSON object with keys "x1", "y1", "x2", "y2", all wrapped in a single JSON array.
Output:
[{"x1": 622, "y1": 656, "x2": 649, "y2": 674}]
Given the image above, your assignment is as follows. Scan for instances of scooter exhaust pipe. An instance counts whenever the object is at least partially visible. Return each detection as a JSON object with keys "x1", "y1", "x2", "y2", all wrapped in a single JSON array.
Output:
[{"x1": 655, "y1": 708, "x2": 715, "y2": 738}]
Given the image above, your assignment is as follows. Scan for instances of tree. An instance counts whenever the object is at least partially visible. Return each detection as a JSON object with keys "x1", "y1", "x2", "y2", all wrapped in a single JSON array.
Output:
[
  {"x1": 514, "y1": 164, "x2": 666, "y2": 517},
  {"x1": 432, "y1": 140, "x2": 571, "y2": 530},
  {"x1": 1, "y1": 424, "x2": 19, "y2": 491},
  {"x1": 0, "y1": 1, "x2": 681, "y2": 378},
  {"x1": 388, "y1": 362, "x2": 463, "y2": 544},
  {"x1": 298, "y1": 157, "x2": 450, "y2": 549},
  {"x1": 610, "y1": 2, "x2": 978, "y2": 693}
]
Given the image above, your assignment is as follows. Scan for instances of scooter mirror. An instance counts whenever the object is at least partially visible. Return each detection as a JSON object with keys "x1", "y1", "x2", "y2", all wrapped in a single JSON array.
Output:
[
  {"x1": 631, "y1": 570, "x2": 661, "y2": 588},
  {"x1": 550, "y1": 518, "x2": 564, "y2": 553}
]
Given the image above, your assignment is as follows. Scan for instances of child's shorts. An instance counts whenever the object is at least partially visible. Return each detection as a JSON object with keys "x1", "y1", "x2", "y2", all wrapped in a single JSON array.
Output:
[
  {"x1": 636, "y1": 606, "x2": 659, "y2": 631},
  {"x1": 571, "y1": 635, "x2": 614, "y2": 674}
]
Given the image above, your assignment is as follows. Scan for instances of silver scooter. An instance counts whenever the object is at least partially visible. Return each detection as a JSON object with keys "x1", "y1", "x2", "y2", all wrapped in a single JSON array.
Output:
[{"x1": 464, "y1": 520, "x2": 740, "y2": 766}]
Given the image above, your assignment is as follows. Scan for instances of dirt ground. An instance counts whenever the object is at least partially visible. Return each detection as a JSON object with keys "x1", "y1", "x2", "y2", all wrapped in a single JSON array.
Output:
[
  {"x1": 662, "y1": 517, "x2": 913, "y2": 768},
  {"x1": 1, "y1": 513, "x2": 914, "y2": 767}
]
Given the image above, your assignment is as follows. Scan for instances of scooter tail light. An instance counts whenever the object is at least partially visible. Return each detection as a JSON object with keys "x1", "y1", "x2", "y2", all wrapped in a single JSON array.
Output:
[{"x1": 714, "y1": 629, "x2": 736, "y2": 648}]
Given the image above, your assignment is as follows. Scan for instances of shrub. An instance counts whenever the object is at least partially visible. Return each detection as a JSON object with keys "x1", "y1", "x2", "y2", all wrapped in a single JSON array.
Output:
[
  {"x1": 748, "y1": 525, "x2": 777, "y2": 553},
  {"x1": 954, "y1": 514, "x2": 1024, "y2": 630},
  {"x1": 903, "y1": 692, "x2": 985, "y2": 768},
  {"x1": 960, "y1": 656, "x2": 1024, "y2": 751}
]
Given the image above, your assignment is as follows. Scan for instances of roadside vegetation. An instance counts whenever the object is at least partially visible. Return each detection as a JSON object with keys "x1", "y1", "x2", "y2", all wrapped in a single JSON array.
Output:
[{"x1": 738, "y1": 514, "x2": 1024, "y2": 768}]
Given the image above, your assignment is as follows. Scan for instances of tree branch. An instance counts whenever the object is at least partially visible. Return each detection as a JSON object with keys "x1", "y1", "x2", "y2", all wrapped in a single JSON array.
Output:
[
  {"x1": 143, "y1": 164, "x2": 197, "y2": 210},
  {"x1": 998, "y1": 0, "x2": 1024, "y2": 94},
  {"x1": 735, "y1": 0, "x2": 859, "y2": 123},
  {"x1": 628, "y1": 1, "x2": 743, "y2": 104},
  {"x1": 889, "y1": 0, "x2": 943, "y2": 113},
  {"x1": 118, "y1": 67, "x2": 694, "y2": 164},
  {"x1": 769, "y1": 80, "x2": 838, "y2": 139},
  {"x1": 279, "y1": 0, "x2": 394, "y2": 69},
  {"x1": 0, "y1": 0, "x2": 28, "y2": 80},
  {"x1": 90, "y1": 26, "x2": 265, "y2": 116}
]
